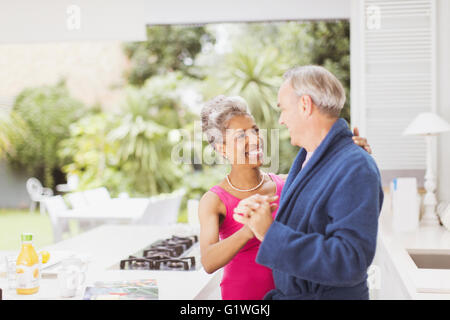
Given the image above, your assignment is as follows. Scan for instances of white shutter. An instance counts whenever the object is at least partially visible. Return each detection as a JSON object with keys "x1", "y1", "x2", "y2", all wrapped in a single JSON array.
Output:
[{"x1": 352, "y1": 0, "x2": 436, "y2": 171}]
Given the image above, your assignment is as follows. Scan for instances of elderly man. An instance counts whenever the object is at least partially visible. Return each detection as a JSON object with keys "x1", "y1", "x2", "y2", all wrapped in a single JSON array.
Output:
[{"x1": 234, "y1": 65, "x2": 384, "y2": 300}]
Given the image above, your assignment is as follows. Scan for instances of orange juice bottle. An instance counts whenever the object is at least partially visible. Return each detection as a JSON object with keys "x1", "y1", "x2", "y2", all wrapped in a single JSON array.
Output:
[{"x1": 16, "y1": 233, "x2": 40, "y2": 295}]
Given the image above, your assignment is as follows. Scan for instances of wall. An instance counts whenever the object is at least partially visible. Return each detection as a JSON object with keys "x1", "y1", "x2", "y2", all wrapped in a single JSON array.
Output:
[
  {"x1": 437, "y1": 0, "x2": 450, "y2": 203},
  {"x1": 0, "y1": 42, "x2": 129, "y2": 110},
  {"x1": 0, "y1": 161, "x2": 30, "y2": 209}
]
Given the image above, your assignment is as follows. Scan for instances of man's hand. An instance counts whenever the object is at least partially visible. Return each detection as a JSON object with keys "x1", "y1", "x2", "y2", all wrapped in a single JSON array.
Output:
[{"x1": 233, "y1": 194, "x2": 278, "y2": 241}]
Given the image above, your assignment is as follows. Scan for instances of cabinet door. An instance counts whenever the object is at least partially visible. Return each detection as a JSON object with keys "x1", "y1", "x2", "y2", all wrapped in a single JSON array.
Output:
[{"x1": 370, "y1": 241, "x2": 411, "y2": 300}]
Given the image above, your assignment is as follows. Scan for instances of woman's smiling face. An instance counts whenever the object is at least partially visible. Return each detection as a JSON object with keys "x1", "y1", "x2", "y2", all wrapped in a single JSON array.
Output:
[{"x1": 217, "y1": 115, "x2": 263, "y2": 167}]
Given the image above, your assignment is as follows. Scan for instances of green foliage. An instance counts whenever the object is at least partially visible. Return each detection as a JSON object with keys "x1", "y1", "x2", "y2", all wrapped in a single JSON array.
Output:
[
  {"x1": 182, "y1": 165, "x2": 230, "y2": 200},
  {"x1": 58, "y1": 113, "x2": 133, "y2": 196},
  {"x1": 0, "y1": 82, "x2": 85, "y2": 187},
  {"x1": 223, "y1": 21, "x2": 351, "y2": 123},
  {"x1": 222, "y1": 47, "x2": 287, "y2": 130},
  {"x1": 198, "y1": 21, "x2": 350, "y2": 173},
  {"x1": 59, "y1": 73, "x2": 198, "y2": 197},
  {"x1": 1, "y1": 21, "x2": 350, "y2": 213},
  {"x1": 123, "y1": 25, "x2": 215, "y2": 86},
  {"x1": 304, "y1": 21, "x2": 351, "y2": 122}
]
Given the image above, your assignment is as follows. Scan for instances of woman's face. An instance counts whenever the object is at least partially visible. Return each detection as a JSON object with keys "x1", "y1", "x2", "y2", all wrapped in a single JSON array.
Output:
[{"x1": 217, "y1": 115, "x2": 263, "y2": 167}]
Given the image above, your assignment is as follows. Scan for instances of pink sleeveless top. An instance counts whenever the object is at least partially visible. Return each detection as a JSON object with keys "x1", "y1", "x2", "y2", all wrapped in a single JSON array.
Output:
[{"x1": 209, "y1": 173, "x2": 285, "y2": 300}]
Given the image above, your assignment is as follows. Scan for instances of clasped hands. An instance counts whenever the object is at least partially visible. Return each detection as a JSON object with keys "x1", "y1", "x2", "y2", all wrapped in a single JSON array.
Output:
[{"x1": 233, "y1": 194, "x2": 279, "y2": 242}]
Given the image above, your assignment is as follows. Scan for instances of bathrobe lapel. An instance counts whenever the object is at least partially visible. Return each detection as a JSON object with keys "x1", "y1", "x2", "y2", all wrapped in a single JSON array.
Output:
[{"x1": 275, "y1": 118, "x2": 352, "y2": 224}]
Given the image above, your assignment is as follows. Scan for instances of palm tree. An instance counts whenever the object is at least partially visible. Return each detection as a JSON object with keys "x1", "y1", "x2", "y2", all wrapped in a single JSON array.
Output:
[{"x1": 220, "y1": 47, "x2": 287, "y2": 130}]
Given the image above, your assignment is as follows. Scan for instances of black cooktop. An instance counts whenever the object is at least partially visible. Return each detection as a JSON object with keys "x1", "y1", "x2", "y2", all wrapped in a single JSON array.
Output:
[{"x1": 118, "y1": 235, "x2": 200, "y2": 271}]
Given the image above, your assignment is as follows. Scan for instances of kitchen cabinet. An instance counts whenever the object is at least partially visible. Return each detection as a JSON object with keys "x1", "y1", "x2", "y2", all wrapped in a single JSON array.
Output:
[
  {"x1": 370, "y1": 240, "x2": 412, "y2": 300},
  {"x1": 369, "y1": 193, "x2": 450, "y2": 300}
]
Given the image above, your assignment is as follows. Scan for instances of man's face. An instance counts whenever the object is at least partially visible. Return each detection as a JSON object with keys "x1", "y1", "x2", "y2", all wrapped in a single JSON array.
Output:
[{"x1": 277, "y1": 80, "x2": 306, "y2": 147}]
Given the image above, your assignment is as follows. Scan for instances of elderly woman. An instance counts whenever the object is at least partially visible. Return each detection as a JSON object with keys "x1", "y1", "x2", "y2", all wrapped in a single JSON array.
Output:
[{"x1": 198, "y1": 93, "x2": 371, "y2": 300}]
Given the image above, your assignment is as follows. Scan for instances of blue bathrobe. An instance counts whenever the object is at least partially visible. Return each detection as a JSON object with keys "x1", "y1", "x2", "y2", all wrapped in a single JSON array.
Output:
[{"x1": 256, "y1": 118, "x2": 384, "y2": 300}]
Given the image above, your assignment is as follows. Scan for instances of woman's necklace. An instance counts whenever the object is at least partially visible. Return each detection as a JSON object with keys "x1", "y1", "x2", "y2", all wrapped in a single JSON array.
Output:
[{"x1": 226, "y1": 172, "x2": 266, "y2": 192}]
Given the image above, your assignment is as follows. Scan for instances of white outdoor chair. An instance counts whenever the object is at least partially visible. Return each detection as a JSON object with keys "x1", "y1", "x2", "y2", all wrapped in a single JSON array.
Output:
[
  {"x1": 139, "y1": 189, "x2": 186, "y2": 225},
  {"x1": 26, "y1": 177, "x2": 54, "y2": 215},
  {"x1": 56, "y1": 174, "x2": 79, "y2": 193},
  {"x1": 40, "y1": 195, "x2": 71, "y2": 243},
  {"x1": 83, "y1": 187, "x2": 111, "y2": 206},
  {"x1": 65, "y1": 191, "x2": 89, "y2": 209},
  {"x1": 65, "y1": 191, "x2": 103, "y2": 230}
]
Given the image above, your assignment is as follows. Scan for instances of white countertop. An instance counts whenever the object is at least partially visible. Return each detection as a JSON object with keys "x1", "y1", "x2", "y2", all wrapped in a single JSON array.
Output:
[
  {"x1": 0, "y1": 224, "x2": 222, "y2": 300},
  {"x1": 7, "y1": 195, "x2": 448, "y2": 300},
  {"x1": 377, "y1": 193, "x2": 450, "y2": 299}
]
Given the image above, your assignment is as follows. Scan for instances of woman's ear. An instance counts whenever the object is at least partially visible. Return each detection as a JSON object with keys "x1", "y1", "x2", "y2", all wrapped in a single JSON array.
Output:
[{"x1": 214, "y1": 143, "x2": 227, "y2": 159}]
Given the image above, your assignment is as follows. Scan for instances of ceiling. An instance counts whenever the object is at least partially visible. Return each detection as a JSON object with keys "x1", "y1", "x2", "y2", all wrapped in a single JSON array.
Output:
[{"x1": 0, "y1": 0, "x2": 351, "y2": 43}]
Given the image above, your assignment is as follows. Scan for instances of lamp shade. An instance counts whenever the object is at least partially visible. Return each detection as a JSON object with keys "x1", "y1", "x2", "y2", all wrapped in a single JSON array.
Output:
[{"x1": 403, "y1": 112, "x2": 450, "y2": 136}]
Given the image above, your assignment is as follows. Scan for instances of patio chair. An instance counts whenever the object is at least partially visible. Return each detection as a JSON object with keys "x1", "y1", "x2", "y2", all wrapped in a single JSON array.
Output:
[
  {"x1": 26, "y1": 177, "x2": 54, "y2": 215},
  {"x1": 139, "y1": 189, "x2": 186, "y2": 225},
  {"x1": 65, "y1": 191, "x2": 102, "y2": 231},
  {"x1": 83, "y1": 187, "x2": 111, "y2": 206},
  {"x1": 65, "y1": 191, "x2": 89, "y2": 209},
  {"x1": 56, "y1": 174, "x2": 79, "y2": 193},
  {"x1": 40, "y1": 195, "x2": 71, "y2": 243}
]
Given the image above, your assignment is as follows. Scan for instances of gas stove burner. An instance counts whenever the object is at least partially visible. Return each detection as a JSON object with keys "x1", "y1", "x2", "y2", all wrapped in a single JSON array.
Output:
[
  {"x1": 143, "y1": 247, "x2": 180, "y2": 258},
  {"x1": 145, "y1": 253, "x2": 172, "y2": 260},
  {"x1": 132, "y1": 260, "x2": 151, "y2": 270},
  {"x1": 152, "y1": 236, "x2": 198, "y2": 252},
  {"x1": 168, "y1": 261, "x2": 184, "y2": 268},
  {"x1": 120, "y1": 257, "x2": 155, "y2": 270},
  {"x1": 154, "y1": 256, "x2": 196, "y2": 271},
  {"x1": 118, "y1": 234, "x2": 199, "y2": 271},
  {"x1": 174, "y1": 235, "x2": 198, "y2": 242}
]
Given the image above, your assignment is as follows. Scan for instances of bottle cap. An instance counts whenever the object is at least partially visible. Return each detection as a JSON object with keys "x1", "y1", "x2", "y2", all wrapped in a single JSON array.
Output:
[{"x1": 21, "y1": 233, "x2": 33, "y2": 242}]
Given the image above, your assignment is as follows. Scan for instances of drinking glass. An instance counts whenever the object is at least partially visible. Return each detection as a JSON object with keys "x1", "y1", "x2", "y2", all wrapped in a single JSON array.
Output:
[{"x1": 4, "y1": 255, "x2": 17, "y2": 290}]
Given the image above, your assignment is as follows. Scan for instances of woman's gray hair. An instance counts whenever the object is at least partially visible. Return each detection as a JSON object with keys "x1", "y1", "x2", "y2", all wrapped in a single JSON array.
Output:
[
  {"x1": 201, "y1": 95, "x2": 253, "y2": 148},
  {"x1": 283, "y1": 65, "x2": 346, "y2": 118}
]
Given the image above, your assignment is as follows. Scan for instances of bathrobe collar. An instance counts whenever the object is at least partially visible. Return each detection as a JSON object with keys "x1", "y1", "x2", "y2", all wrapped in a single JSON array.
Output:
[{"x1": 277, "y1": 118, "x2": 352, "y2": 221}]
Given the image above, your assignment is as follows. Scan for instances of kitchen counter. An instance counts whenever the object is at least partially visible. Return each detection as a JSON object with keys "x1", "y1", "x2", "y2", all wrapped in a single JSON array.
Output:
[
  {"x1": 5, "y1": 195, "x2": 449, "y2": 300},
  {"x1": 373, "y1": 192, "x2": 450, "y2": 299},
  {"x1": 0, "y1": 224, "x2": 223, "y2": 300}
]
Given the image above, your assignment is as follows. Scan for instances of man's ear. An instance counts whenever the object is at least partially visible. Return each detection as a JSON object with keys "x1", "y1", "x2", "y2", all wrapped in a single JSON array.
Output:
[{"x1": 300, "y1": 95, "x2": 313, "y2": 116}]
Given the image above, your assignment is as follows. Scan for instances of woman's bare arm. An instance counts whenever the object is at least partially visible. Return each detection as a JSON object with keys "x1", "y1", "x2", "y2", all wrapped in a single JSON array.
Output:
[{"x1": 198, "y1": 191, "x2": 254, "y2": 274}]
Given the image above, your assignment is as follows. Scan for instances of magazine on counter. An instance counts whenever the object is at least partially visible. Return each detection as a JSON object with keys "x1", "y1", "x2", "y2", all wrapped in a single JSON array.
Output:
[{"x1": 83, "y1": 279, "x2": 158, "y2": 300}]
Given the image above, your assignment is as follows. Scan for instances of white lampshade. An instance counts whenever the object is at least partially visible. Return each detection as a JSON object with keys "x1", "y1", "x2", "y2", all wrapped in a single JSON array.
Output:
[{"x1": 403, "y1": 112, "x2": 450, "y2": 136}]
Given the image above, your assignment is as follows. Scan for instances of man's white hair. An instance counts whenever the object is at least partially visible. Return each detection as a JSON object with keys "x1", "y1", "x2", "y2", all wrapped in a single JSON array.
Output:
[{"x1": 283, "y1": 65, "x2": 346, "y2": 118}]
